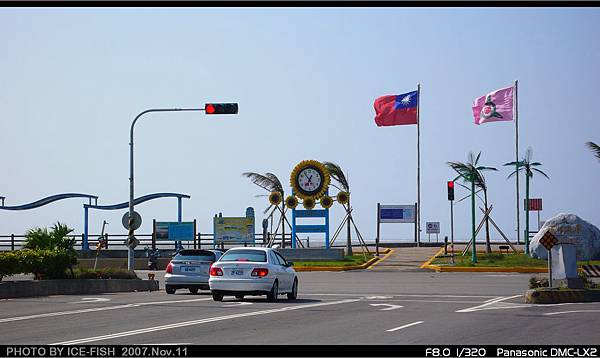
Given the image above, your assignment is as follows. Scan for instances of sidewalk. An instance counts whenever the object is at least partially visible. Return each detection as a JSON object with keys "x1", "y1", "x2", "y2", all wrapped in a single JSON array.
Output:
[{"x1": 368, "y1": 246, "x2": 442, "y2": 271}]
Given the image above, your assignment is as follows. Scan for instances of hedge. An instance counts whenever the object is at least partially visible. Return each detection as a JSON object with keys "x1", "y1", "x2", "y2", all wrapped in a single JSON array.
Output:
[{"x1": 0, "y1": 249, "x2": 77, "y2": 281}]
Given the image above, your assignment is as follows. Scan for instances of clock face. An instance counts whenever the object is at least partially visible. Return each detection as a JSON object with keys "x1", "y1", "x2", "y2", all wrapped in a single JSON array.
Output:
[{"x1": 297, "y1": 167, "x2": 323, "y2": 194}]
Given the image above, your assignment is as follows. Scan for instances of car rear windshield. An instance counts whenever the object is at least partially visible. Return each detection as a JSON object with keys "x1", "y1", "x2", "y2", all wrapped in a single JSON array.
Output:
[
  {"x1": 174, "y1": 250, "x2": 216, "y2": 261},
  {"x1": 220, "y1": 250, "x2": 267, "y2": 262}
]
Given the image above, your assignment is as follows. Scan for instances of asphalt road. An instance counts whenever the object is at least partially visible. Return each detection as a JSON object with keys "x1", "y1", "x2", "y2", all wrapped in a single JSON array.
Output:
[{"x1": 1, "y1": 269, "x2": 599, "y2": 346}]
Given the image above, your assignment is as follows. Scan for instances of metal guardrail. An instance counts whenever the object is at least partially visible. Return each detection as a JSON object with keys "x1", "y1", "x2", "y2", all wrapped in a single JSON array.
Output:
[{"x1": 0, "y1": 233, "x2": 293, "y2": 251}]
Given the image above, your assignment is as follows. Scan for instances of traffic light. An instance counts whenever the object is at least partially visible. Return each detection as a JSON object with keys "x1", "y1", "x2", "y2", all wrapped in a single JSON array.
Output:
[
  {"x1": 447, "y1": 181, "x2": 455, "y2": 201},
  {"x1": 204, "y1": 103, "x2": 238, "y2": 114}
]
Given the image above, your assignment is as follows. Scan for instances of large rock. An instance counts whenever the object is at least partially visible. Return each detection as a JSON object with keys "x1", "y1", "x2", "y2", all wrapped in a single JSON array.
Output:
[{"x1": 530, "y1": 213, "x2": 600, "y2": 260}]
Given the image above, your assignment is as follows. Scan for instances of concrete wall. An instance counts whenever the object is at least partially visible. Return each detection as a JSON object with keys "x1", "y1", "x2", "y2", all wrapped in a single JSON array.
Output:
[{"x1": 0, "y1": 279, "x2": 159, "y2": 299}]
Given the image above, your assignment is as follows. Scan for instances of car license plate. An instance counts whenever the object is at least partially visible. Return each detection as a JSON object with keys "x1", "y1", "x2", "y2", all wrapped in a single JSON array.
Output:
[
  {"x1": 231, "y1": 269, "x2": 244, "y2": 276},
  {"x1": 183, "y1": 267, "x2": 198, "y2": 272}
]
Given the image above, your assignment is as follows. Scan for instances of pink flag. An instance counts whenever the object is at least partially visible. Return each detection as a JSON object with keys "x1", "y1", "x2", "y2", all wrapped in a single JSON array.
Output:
[{"x1": 472, "y1": 86, "x2": 514, "y2": 125}]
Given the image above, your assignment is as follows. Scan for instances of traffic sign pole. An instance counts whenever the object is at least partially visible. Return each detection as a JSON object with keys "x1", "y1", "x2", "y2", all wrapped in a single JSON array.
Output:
[{"x1": 548, "y1": 248, "x2": 553, "y2": 288}]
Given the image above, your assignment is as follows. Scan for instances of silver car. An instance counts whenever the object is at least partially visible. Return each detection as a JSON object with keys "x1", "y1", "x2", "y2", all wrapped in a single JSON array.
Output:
[
  {"x1": 208, "y1": 247, "x2": 298, "y2": 302},
  {"x1": 165, "y1": 249, "x2": 224, "y2": 294}
]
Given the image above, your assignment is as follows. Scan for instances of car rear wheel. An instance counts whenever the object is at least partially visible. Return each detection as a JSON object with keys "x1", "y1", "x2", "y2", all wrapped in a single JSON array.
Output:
[
  {"x1": 235, "y1": 295, "x2": 244, "y2": 300},
  {"x1": 165, "y1": 286, "x2": 176, "y2": 294},
  {"x1": 189, "y1": 288, "x2": 198, "y2": 295},
  {"x1": 267, "y1": 280, "x2": 278, "y2": 302},
  {"x1": 287, "y1": 279, "x2": 298, "y2": 300},
  {"x1": 212, "y1": 292, "x2": 224, "y2": 301}
]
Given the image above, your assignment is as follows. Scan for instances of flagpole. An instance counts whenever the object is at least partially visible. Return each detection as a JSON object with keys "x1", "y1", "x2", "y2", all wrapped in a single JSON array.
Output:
[
  {"x1": 416, "y1": 83, "x2": 421, "y2": 247},
  {"x1": 514, "y1": 79, "x2": 520, "y2": 245}
]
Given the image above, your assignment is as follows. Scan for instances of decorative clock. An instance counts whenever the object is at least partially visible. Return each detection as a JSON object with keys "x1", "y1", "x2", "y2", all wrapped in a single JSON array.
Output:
[{"x1": 290, "y1": 160, "x2": 330, "y2": 200}]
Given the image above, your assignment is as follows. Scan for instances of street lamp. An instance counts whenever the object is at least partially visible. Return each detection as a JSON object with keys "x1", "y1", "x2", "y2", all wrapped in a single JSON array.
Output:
[{"x1": 127, "y1": 104, "x2": 238, "y2": 271}]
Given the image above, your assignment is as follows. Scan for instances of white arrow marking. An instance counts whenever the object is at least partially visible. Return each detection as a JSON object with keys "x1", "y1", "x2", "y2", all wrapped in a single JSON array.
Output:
[
  {"x1": 69, "y1": 298, "x2": 111, "y2": 304},
  {"x1": 370, "y1": 303, "x2": 403, "y2": 311}
]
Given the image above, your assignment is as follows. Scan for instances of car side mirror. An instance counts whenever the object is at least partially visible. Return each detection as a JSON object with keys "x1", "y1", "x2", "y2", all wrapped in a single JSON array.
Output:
[{"x1": 287, "y1": 261, "x2": 294, "y2": 267}]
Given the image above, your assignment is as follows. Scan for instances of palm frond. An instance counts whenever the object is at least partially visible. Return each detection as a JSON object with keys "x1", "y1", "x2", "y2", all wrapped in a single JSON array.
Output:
[
  {"x1": 264, "y1": 173, "x2": 283, "y2": 193},
  {"x1": 586, "y1": 141, "x2": 600, "y2": 160},
  {"x1": 477, "y1": 166, "x2": 498, "y2": 172},
  {"x1": 529, "y1": 162, "x2": 543, "y2": 166},
  {"x1": 524, "y1": 147, "x2": 533, "y2": 162},
  {"x1": 322, "y1": 161, "x2": 349, "y2": 191},
  {"x1": 506, "y1": 168, "x2": 521, "y2": 179},
  {"x1": 503, "y1": 161, "x2": 522, "y2": 167},
  {"x1": 531, "y1": 167, "x2": 550, "y2": 179},
  {"x1": 242, "y1": 172, "x2": 282, "y2": 193},
  {"x1": 474, "y1": 151, "x2": 482, "y2": 166}
]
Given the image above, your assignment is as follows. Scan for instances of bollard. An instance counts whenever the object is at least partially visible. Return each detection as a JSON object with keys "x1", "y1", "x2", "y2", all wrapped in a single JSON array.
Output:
[
  {"x1": 307, "y1": 237, "x2": 310, "y2": 248},
  {"x1": 11, "y1": 234, "x2": 15, "y2": 251},
  {"x1": 444, "y1": 236, "x2": 448, "y2": 255}
]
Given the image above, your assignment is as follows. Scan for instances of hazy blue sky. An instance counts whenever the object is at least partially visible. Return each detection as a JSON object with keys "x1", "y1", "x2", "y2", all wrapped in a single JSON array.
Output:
[{"x1": 1, "y1": 8, "x2": 599, "y2": 245}]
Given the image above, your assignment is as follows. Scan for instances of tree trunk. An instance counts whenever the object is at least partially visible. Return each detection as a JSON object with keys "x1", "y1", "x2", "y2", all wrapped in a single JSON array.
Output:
[
  {"x1": 525, "y1": 174, "x2": 530, "y2": 256},
  {"x1": 346, "y1": 200, "x2": 352, "y2": 256},
  {"x1": 471, "y1": 179, "x2": 477, "y2": 263},
  {"x1": 484, "y1": 189, "x2": 492, "y2": 254},
  {"x1": 281, "y1": 192, "x2": 285, "y2": 248}
]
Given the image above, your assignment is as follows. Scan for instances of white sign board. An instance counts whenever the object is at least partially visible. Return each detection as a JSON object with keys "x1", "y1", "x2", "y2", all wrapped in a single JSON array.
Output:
[
  {"x1": 426, "y1": 222, "x2": 440, "y2": 234},
  {"x1": 379, "y1": 205, "x2": 415, "y2": 223}
]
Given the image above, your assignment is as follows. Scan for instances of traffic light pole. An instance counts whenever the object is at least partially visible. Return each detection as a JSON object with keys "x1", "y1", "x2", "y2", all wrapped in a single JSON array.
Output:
[
  {"x1": 450, "y1": 199, "x2": 455, "y2": 264},
  {"x1": 129, "y1": 108, "x2": 205, "y2": 271}
]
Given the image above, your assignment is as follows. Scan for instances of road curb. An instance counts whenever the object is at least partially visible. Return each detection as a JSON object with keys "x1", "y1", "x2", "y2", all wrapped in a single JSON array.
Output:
[
  {"x1": 366, "y1": 248, "x2": 395, "y2": 270},
  {"x1": 0, "y1": 279, "x2": 159, "y2": 299},
  {"x1": 294, "y1": 249, "x2": 390, "y2": 272},
  {"x1": 525, "y1": 288, "x2": 600, "y2": 304},
  {"x1": 420, "y1": 248, "x2": 548, "y2": 273}
]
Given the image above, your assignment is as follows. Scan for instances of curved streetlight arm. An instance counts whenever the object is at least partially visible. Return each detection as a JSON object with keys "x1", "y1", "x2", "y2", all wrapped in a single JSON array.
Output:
[{"x1": 128, "y1": 108, "x2": 204, "y2": 270}]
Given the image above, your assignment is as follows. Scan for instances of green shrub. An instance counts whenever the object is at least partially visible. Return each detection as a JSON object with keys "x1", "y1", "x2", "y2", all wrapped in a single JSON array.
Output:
[
  {"x1": 0, "y1": 249, "x2": 77, "y2": 281},
  {"x1": 74, "y1": 268, "x2": 138, "y2": 280}
]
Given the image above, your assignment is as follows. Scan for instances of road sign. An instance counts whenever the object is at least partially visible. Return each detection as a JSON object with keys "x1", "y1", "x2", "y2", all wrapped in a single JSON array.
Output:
[
  {"x1": 155, "y1": 221, "x2": 195, "y2": 241},
  {"x1": 124, "y1": 236, "x2": 139, "y2": 249},
  {"x1": 379, "y1": 205, "x2": 415, "y2": 223},
  {"x1": 426, "y1": 222, "x2": 440, "y2": 234},
  {"x1": 525, "y1": 198, "x2": 542, "y2": 211},
  {"x1": 539, "y1": 230, "x2": 558, "y2": 251},
  {"x1": 122, "y1": 211, "x2": 142, "y2": 230}
]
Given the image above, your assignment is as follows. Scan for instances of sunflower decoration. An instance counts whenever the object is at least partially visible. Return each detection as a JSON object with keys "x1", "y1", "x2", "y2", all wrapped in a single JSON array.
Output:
[
  {"x1": 303, "y1": 197, "x2": 316, "y2": 210},
  {"x1": 268, "y1": 191, "x2": 282, "y2": 206},
  {"x1": 285, "y1": 195, "x2": 298, "y2": 209},
  {"x1": 290, "y1": 160, "x2": 330, "y2": 200},
  {"x1": 320, "y1": 195, "x2": 333, "y2": 209},
  {"x1": 336, "y1": 191, "x2": 350, "y2": 205}
]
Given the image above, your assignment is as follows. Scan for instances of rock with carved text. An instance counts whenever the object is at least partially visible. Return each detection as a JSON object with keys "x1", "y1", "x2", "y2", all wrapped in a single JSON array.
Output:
[{"x1": 530, "y1": 213, "x2": 600, "y2": 260}]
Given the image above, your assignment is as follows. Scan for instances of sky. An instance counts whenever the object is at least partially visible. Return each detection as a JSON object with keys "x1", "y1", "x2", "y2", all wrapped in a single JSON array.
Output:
[{"x1": 1, "y1": 8, "x2": 599, "y2": 246}]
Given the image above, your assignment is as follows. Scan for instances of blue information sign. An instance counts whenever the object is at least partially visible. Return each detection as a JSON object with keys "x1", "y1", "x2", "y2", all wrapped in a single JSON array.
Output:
[{"x1": 156, "y1": 222, "x2": 195, "y2": 241}]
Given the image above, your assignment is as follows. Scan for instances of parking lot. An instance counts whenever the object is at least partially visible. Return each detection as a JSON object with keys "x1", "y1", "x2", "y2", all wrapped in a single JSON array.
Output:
[{"x1": 2, "y1": 269, "x2": 600, "y2": 345}]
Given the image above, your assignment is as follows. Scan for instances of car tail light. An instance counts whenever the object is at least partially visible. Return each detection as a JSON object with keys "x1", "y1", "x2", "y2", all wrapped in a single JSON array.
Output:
[
  {"x1": 210, "y1": 266, "x2": 223, "y2": 276},
  {"x1": 166, "y1": 261, "x2": 173, "y2": 274},
  {"x1": 251, "y1": 268, "x2": 269, "y2": 277}
]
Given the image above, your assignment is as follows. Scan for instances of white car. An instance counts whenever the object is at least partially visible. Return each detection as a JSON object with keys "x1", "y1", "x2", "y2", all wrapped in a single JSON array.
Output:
[{"x1": 208, "y1": 247, "x2": 298, "y2": 302}]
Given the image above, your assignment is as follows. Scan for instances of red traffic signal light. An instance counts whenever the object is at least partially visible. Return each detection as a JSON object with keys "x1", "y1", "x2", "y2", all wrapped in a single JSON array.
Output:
[
  {"x1": 204, "y1": 103, "x2": 238, "y2": 115},
  {"x1": 447, "y1": 181, "x2": 455, "y2": 201}
]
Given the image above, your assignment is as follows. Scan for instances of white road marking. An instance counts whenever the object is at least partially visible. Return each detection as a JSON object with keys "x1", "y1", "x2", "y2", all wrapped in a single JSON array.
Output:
[
  {"x1": 544, "y1": 310, "x2": 600, "y2": 316},
  {"x1": 365, "y1": 296, "x2": 393, "y2": 300},
  {"x1": 369, "y1": 304, "x2": 403, "y2": 311},
  {"x1": 386, "y1": 321, "x2": 424, "y2": 332},
  {"x1": 484, "y1": 297, "x2": 503, "y2": 303},
  {"x1": 301, "y1": 293, "x2": 497, "y2": 298},
  {"x1": 222, "y1": 302, "x2": 253, "y2": 307},
  {"x1": 456, "y1": 295, "x2": 523, "y2": 313},
  {"x1": 0, "y1": 298, "x2": 212, "y2": 324},
  {"x1": 69, "y1": 298, "x2": 111, "y2": 304},
  {"x1": 51, "y1": 299, "x2": 360, "y2": 345}
]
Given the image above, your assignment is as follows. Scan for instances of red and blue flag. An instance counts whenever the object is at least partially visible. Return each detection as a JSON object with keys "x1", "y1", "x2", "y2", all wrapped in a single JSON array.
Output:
[{"x1": 374, "y1": 91, "x2": 419, "y2": 126}]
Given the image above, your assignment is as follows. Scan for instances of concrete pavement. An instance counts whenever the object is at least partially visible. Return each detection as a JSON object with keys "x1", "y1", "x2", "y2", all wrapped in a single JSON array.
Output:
[{"x1": 1, "y1": 269, "x2": 599, "y2": 345}]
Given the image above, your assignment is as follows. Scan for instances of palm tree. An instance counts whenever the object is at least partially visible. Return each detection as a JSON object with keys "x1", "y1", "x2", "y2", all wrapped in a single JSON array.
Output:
[
  {"x1": 504, "y1": 147, "x2": 549, "y2": 256},
  {"x1": 242, "y1": 172, "x2": 286, "y2": 247},
  {"x1": 586, "y1": 141, "x2": 600, "y2": 161},
  {"x1": 323, "y1": 161, "x2": 352, "y2": 255},
  {"x1": 447, "y1": 152, "x2": 497, "y2": 262}
]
